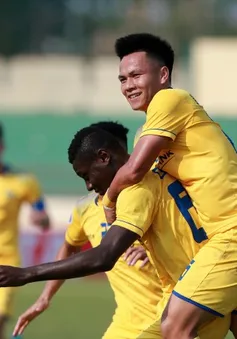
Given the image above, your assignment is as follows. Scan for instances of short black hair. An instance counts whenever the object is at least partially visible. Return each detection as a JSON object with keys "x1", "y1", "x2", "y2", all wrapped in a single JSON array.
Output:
[
  {"x1": 68, "y1": 127, "x2": 124, "y2": 164},
  {"x1": 115, "y1": 33, "x2": 174, "y2": 77},
  {"x1": 89, "y1": 121, "x2": 129, "y2": 149}
]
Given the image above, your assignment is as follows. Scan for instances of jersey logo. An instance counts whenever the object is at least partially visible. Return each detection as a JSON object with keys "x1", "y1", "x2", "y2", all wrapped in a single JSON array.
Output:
[
  {"x1": 152, "y1": 157, "x2": 167, "y2": 179},
  {"x1": 101, "y1": 222, "x2": 111, "y2": 237},
  {"x1": 157, "y1": 150, "x2": 175, "y2": 169}
]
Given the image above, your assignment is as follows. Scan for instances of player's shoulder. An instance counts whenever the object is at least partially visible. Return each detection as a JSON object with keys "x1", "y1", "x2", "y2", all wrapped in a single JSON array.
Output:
[
  {"x1": 2, "y1": 165, "x2": 37, "y2": 183},
  {"x1": 15, "y1": 171, "x2": 39, "y2": 187},
  {"x1": 74, "y1": 192, "x2": 98, "y2": 217},
  {"x1": 148, "y1": 88, "x2": 189, "y2": 110},
  {"x1": 123, "y1": 171, "x2": 161, "y2": 197}
]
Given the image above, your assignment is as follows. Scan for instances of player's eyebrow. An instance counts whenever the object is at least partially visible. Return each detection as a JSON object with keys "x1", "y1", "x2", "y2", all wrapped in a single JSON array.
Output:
[
  {"x1": 118, "y1": 69, "x2": 143, "y2": 80},
  {"x1": 118, "y1": 74, "x2": 125, "y2": 81}
]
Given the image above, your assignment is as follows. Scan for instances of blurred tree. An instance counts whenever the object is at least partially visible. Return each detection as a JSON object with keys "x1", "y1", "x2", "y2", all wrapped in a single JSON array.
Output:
[
  {"x1": 0, "y1": 0, "x2": 236, "y2": 58},
  {"x1": 0, "y1": 0, "x2": 66, "y2": 56},
  {"x1": 0, "y1": 0, "x2": 31, "y2": 56}
]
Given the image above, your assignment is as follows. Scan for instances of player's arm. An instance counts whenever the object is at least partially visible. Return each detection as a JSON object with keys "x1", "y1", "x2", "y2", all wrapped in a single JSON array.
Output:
[
  {"x1": 103, "y1": 90, "x2": 186, "y2": 203},
  {"x1": 24, "y1": 175, "x2": 50, "y2": 230},
  {"x1": 35, "y1": 241, "x2": 80, "y2": 301},
  {"x1": 0, "y1": 226, "x2": 138, "y2": 286},
  {"x1": 30, "y1": 199, "x2": 50, "y2": 230},
  {"x1": 0, "y1": 180, "x2": 156, "y2": 286},
  {"x1": 104, "y1": 135, "x2": 170, "y2": 202}
]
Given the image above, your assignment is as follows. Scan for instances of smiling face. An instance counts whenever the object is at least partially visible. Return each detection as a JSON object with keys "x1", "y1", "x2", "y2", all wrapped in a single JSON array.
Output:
[
  {"x1": 72, "y1": 150, "x2": 118, "y2": 196},
  {"x1": 118, "y1": 51, "x2": 169, "y2": 112}
]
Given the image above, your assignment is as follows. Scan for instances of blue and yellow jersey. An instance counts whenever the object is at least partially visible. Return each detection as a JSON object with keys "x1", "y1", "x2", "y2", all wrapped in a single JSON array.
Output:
[
  {"x1": 0, "y1": 165, "x2": 45, "y2": 256},
  {"x1": 66, "y1": 193, "x2": 162, "y2": 335},
  {"x1": 113, "y1": 170, "x2": 204, "y2": 285},
  {"x1": 140, "y1": 89, "x2": 237, "y2": 237}
]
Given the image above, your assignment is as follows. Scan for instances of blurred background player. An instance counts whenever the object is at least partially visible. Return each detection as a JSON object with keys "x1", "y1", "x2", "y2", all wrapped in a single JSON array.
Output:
[
  {"x1": 13, "y1": 121, "x2": 163, "y2": 339},
  {"x1": 0, "y1": 123, "x2": 50, "y2": 339}
]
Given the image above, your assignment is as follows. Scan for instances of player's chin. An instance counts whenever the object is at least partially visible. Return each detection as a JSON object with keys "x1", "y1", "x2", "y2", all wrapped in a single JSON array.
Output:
[{"x1": 128, "y1": 99, "x2": 144, "y2": 111}]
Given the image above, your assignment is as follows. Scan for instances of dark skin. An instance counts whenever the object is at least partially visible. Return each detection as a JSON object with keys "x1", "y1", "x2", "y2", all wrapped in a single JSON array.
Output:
[
  {"x1": 105, "y1": 51, "x2": 171, "y2": 204},
  {"x1": 0, "y1": 148, "x2": 139, "y2": 287}
]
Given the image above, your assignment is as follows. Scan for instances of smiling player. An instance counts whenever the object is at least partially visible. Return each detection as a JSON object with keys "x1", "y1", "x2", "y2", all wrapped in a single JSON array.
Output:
[{"x1": 101, "y1": 33, "x2": 237, "y2": 338}]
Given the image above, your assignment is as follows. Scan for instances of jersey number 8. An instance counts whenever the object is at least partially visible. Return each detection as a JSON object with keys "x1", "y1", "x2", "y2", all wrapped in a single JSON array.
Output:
[{"x1": 168, "y1": 180, "x2": 208, "y2": 243}]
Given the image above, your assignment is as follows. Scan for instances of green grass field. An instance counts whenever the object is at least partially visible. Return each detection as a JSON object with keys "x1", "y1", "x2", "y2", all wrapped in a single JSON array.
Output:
[{"x1": 7, "y1": 278, "x2": 234, "y2": 339}]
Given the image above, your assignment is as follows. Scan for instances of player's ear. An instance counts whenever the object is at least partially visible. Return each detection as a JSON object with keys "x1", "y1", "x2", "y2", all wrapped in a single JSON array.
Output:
[
  {"x1": 160, "y1": 66, "x2": 169, "y2": 85},
  {"x1": 97, "y1": 149, "x2": 110, "y2": 164}
]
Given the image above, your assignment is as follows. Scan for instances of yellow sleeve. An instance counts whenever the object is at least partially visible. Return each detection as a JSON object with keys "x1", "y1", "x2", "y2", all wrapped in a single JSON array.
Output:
[
  {"x1": 141, "y1": 89, "x2": 192, "y2": 141},
  {"x1": 65, "y1": 207, "x2": 89, "y2": 247},
  {"x1": 113, "y1": 173, "x2": 159, "y2": 237},
  {"x1": 22, "y1": 174, "x2": 43, "y2": 204}
]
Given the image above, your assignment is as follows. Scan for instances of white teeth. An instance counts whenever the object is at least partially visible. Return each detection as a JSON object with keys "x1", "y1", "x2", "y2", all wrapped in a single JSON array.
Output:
[{"x1": 130, "y1": 93, "x2": 140, "y2": 99}]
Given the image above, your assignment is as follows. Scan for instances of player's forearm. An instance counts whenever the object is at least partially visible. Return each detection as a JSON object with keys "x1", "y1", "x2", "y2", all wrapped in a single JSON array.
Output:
[
  {"x1": 24, "y1": 245, "x2": 112, "y2": 284},
  {"x1": 0, "y1": 226, "x2": 137, "y2": 287},
  {"x1": 40, "y1": 243, "x2": 79, "y2": 301},
  {"x1": 107, "y1": 135, "x2": 169, "y2": 202},
  {"x1": 107, "y1": 161, "x2": 146, "y2": 202}
]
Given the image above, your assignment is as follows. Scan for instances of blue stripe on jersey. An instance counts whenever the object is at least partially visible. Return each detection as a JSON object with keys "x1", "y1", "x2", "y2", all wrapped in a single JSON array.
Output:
[
  {"x1": 31, "y1": 198, "x2": 45, "y2": 211},
  {"x1": 222, "y1": 130, "x2": 237, "y2": 152},
  {"x1": 204, "y1": 112, "x2": 237, "y2": 152},
  {"x1": 172, "y1": 290, "x2": 224, "y2": 317}
]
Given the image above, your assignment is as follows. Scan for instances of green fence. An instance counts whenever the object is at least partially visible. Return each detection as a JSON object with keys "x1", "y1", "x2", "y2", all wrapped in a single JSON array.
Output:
[
  {"x1": 0, "y1": 113, "x2": 145, "y2": 194},
  {"x1": 0, "y1": 113, "x2": 236, "y2": 194}
]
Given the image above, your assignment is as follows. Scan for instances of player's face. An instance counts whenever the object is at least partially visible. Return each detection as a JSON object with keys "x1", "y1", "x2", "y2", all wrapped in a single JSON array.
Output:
[
  {"x1": 73, "y1": 153, "x2": 116, "y2": 195},
  {"x1": 118, "y1": 51, "x2": 166, "y2": 112}
]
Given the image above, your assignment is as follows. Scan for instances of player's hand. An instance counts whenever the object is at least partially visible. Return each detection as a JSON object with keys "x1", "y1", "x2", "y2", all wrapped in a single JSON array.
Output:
[
  {"x1": 103, "y1": 206, "x2": 116, "y2": 224},
  {"x1": 0, "y1": 265, "x2": 28, "y2": 287},
  {"x1": 13, "y1": 297, "x2": 50, "y2": 336},
  {"x1": 123, "y1": 246, "x2": 149, "y2": 268}
]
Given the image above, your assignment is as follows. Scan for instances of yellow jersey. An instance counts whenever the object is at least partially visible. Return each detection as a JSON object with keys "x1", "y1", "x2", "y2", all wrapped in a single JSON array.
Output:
[
  {"x1": 140, "y1": 88, "x2": 237, "y2": 237},
  {"x1": 65, "y1": 193, "x2": 162, "y2": 335},
  {"x1": 0, "y1": 166, "x2": 44, "y2": 257},
  {"x1": 114, "y1": 170, "x2": 204, "y2": 285}
]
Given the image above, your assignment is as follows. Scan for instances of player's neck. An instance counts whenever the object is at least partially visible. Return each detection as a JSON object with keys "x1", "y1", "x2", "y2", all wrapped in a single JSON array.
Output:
[{"x1": 116, "y1": 154, "x2": 129, "y2": 172}]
